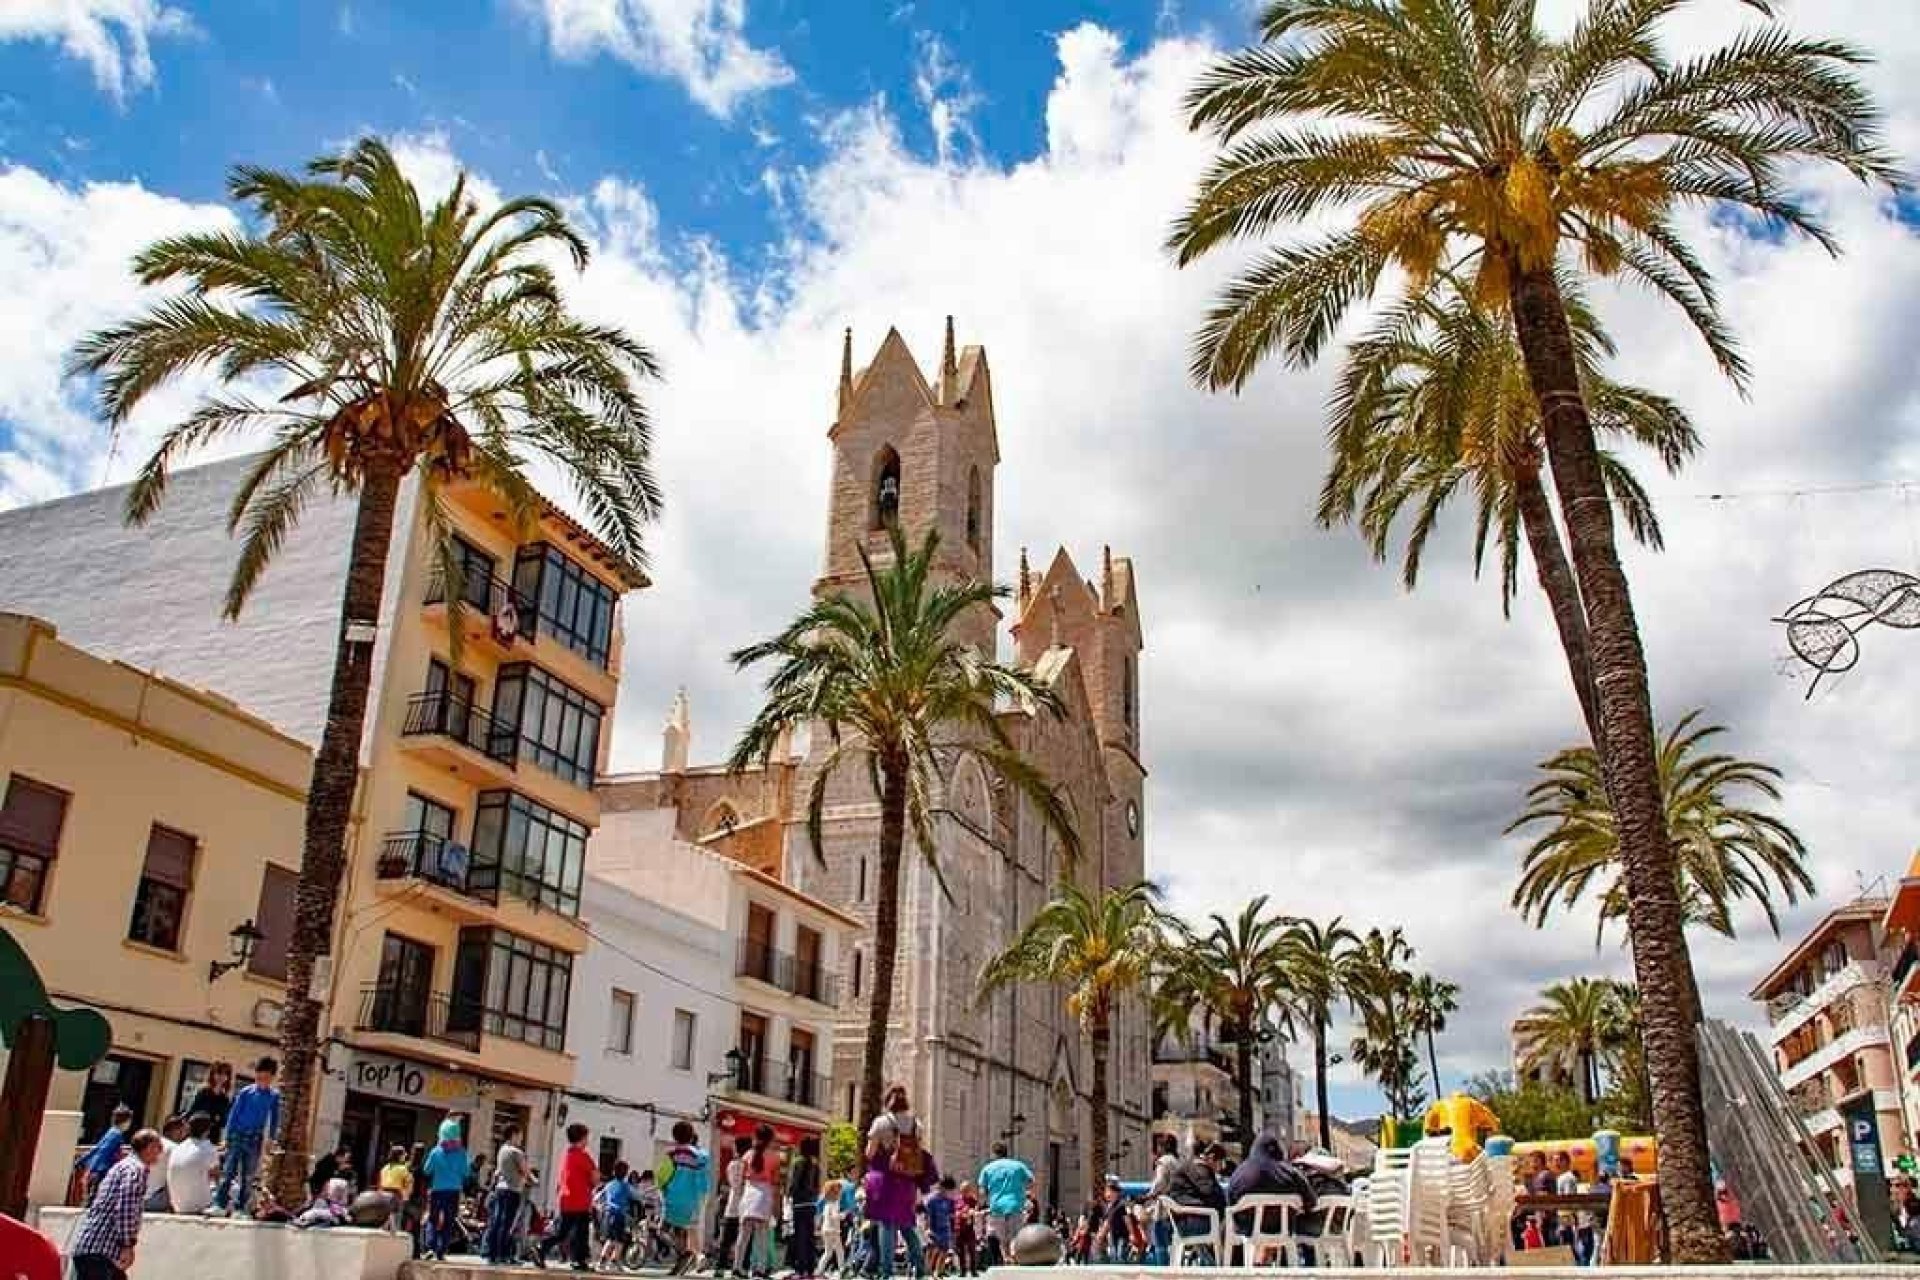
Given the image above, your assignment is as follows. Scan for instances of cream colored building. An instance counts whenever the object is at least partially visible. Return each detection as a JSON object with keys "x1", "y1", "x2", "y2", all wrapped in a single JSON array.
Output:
[
  {"x1": 0, "y1": 613, "x2": 312, "y2": 1140},
  {"x1": 0, "y1": 459, "x2": 644, "y2": 1177}
]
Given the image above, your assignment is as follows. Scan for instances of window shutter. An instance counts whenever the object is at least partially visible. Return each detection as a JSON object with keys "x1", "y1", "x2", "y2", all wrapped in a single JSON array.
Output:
[
  {"x1": 249, "y1": 864, "x2": 298, "y2": 980},
  {"x1": 0, "y1": 776, "x2": 69, "y2": 857},
  {"x1": 142, "y1": 826, "x2": 197, "y2": 890}
]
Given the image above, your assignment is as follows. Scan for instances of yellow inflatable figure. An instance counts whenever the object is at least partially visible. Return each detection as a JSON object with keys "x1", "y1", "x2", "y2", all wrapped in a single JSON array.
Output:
[{"x1": 1422, "y1": 1094, "x2": 1502, "y2": 1160}]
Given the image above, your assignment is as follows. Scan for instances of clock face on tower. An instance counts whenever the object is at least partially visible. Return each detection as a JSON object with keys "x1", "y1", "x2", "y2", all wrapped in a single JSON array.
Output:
[{"x1": 1126, "y1": 801, "x2": 1140, "y2": 837}]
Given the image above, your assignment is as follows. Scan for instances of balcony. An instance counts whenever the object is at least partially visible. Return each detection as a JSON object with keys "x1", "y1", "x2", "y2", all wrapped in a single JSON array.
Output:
[
  {"x1": 374, "y1": 832, "x2": 500, "y2": 910},
  {"x1": 1896, "y1": 943, "x2": 1920, "y2": 1003},
  {"x1": 1779, "y1": 1023, "x2": 1892, "y2": 1092},
  {"x1": 1153, "y1": 1041, "x2": 1235, "y2": 1075},
  {"x1": 726, "y1": 1056, "x2": 832, "y2": 1112},
  {"x1": 1767, "y1": 961, "x2": 1881, "y2": 1044},
  {"x1": 400, "y1": 691, "x2": 519, "y2": 786},
  {"x1": 735, "y1": 939, "x2": 841, "y2": 1007},
  {"x1": 423, "y1": 568, "x2": 538, "y2": 657},
  {"x1": 355, "y1": 982, "x2": 482, "y2": 1054}
]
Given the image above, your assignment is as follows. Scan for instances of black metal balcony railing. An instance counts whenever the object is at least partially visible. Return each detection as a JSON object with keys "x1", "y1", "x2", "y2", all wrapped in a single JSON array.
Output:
[
  {"x1": 736, "y1": 939, "x2": 842, "y2": 1007},
  {"x1": 728, "y1": 1056, "x2": 832, "y2": 1110},
  {"x1": 356, "y1": 982, "x2": 482, "y2": 1054},
  {"x1": 375, "y1": 832, "x2": 500, "y2": 903},
  {"x1": 424, "y1": 569, "x2": 538, "y2": 643},
  {"x1": 1894, "y1": 943, "x2": 1919, "y2": 992},
  {"x1": 402, "y1": 691, "x2": 519, "y2": 766},
  {"x1": 1152, "y1": 1041, "x2": 1235, "y2": 1074}
]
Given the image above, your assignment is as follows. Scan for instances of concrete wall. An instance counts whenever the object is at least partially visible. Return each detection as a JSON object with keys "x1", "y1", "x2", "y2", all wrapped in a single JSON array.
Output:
[
  {"x1": 38, "y1": 1209, "x2": 412, "y2": 1280},
  {"x1": 0, "y1": 613, "x2": 314, "y2": 1127}
]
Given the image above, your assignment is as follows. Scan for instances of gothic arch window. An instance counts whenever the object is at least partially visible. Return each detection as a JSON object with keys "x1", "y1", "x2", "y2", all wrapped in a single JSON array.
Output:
[
  {"x1": 871, "y1": 446, "x2": 902, "y2": 531},
  {"x1": 1122, "y1": 655, "x2": 1135, "y2": 734},
  {"x1": 965, "y1": 466, "x2": 983, "y2": 551},
  {"x1": 702, "y1": 800, "x2": 741, "y2": 838}
]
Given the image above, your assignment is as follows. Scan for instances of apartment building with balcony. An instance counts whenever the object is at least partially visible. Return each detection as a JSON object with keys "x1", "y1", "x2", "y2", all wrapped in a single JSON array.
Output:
[
  {"x1": 589, "y1": 791, "x2": 860, "y2": 1151},
  {"x1": 1876, "y1": 856, "x2": 1920, "y2": 1154},
  {"x1": 1750, "y1": 897, "x2": 1910, "y2": 1183},
  {"x1": 0, "y1": 453, "x2": 645, "y2": 1177},
  {"x1": 1150, "y1": 1009, "x2": 1297, "y2": 1154}
]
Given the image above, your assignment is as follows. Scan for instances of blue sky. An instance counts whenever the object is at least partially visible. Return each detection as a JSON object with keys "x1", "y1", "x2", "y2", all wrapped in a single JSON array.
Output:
[{"x1": 5, "y1": 0, "x2": 1920, "y2": 1133}]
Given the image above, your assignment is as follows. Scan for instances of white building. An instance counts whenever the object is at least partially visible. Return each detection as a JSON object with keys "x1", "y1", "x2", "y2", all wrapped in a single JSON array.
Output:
[
  {"x1": 551, "y1": 873, "x2": 735, "y2": 1182},
  {"x1": 1258, "y1": 1034, "x2": 1305, "y2": 1148},
  {"x1": 589, "y1": 800, "x2": 861, "y2": 1155}
]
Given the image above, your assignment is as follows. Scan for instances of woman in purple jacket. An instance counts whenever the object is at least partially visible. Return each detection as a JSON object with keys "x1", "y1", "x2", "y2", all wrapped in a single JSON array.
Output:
[{"x1": 864, "y1": 1086, "x2": 938, "y2": 1279}]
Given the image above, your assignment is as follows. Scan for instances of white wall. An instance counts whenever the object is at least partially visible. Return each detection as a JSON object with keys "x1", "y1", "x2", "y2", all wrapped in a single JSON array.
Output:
[
  {"x1": 37, "y1": 1210, "x2": 412, "y2": 1280},
  {"x1": 553, "y1": 873, "x2": 734, "y2": 1186}
]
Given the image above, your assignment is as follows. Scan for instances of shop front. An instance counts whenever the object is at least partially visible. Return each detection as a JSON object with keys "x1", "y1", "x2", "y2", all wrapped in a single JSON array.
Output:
[
  {"x1": 709, "y1": 1104, "x2": 822, "y2": 1154},
  {"x1": 320, "y1": 1047, "x2": 549, "y2": 1186}
]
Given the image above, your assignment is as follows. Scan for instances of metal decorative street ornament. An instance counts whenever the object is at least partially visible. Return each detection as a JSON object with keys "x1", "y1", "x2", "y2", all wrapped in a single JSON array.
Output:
[{"x1": 1775, "y1": 568, "x2": 1920, "y2": 696}]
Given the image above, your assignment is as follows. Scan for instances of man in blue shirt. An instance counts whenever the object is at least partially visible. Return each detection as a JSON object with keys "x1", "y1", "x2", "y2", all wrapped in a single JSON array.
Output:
[
  {"x1": 75, "y1": 1105, "x2": 133, "y2": 1205},
  {"x1": 209, "y1": 1056, "x2": 280, "y2": 1215},
  {"x1": 976, "y1": 1142, "x2": 1034, "y2": 1264}
]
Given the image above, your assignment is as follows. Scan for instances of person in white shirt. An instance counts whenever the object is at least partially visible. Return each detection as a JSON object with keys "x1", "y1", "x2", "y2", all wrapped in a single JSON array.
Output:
[
  {"x1": 166, "y1": 1114, "x2": 220, "y2": 1216},
  {"x1": 143, "y1": 1117, "x2": 185, "y2": 1211}
]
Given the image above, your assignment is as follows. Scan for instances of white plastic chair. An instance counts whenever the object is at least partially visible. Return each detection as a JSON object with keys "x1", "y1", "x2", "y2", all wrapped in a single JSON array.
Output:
[
  {"x1": 1346, "y1": 1178, "x2": 1373, "y2": 1268},
  {"x1": 1445, "y1": 1154, "x2": 1494, "y2": 1265},
  {"x1": 1228, "y1": 1193, "x2": 1302, "y2": 1266},
  {"x1": 1308, "y1": 1193, "x2": 1355, "y2": 1267},
  {"x1": 1366, "y1": 1151, "x2": 1415, "y2": 1266},
  {"x1": 1161, "y1": 1197, "x2": 1223, "y2": 1269},
  {"x1": 1485, "y1": 1155, "x2": 1515, "y2": 1266},
  {"x1": 1406, "y1": 1136, "x2": 1456, "y2": 1266}
]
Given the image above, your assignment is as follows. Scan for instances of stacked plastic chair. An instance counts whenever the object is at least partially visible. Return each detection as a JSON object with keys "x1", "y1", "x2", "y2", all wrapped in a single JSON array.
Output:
[
  {"x1": 1485, "y1": 1154, "x2": 1516, "y2": 1266},
  {"x1": 1365, "y1": 1146, "x2": 1417, "y2": 1266},
  {"x1": 1444, "y1": 1152, "x2": 1495, "y2": 1265},
  {"x1": 1407, "y1": 1136, "x2": 1455, "y2": 1265}
]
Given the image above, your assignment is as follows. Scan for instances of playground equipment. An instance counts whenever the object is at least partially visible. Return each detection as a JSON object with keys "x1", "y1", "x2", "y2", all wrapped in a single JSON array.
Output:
[
  {"x1": 1421, "y1": 1094, "x2": 1502, "y2": 1160},
  {"x1": 1507, "y1": 1130, "x2": 1660, "y2": 1181}
]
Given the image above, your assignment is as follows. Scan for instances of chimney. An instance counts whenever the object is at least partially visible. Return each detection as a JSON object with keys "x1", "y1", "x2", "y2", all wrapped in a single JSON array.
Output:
[{"x1": 661, "y1": 687, "x2": 691, "y2": 775}]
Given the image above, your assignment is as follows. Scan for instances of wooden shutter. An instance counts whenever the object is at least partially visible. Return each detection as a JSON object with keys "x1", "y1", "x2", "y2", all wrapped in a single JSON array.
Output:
[
  {"x1": 249, "y1": 864, "x2": 298, "y2": 980},
  {"x1": 142, "y1": 826, "x2": 196, "y2": 890},
  {"x1": 0, "y1": 775, "x2": 68, "y2": 857}
]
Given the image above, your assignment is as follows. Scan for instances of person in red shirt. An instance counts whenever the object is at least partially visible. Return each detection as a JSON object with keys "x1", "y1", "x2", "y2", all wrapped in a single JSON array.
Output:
[
  {"x1": 0, "y1": 1213, "x2": 62, "y2": 1280},
  {"x1": 534, "y1": 1122, "x2": 597, "y2": 1271}
]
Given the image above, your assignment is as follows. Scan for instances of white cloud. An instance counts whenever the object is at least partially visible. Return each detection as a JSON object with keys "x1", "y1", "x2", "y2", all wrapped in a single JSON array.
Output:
[
  {"x1": 911, "y1": 33, "x2": 979, "y2": 167},
  {"x1": 0, "y1": 0, "x2": 192, "y2": 100},
  {"x1": 515, "y1": 0, "x2": 792, "y2": 118},
  {"x1": 6, "y1": 11, "x2": 1920, "y2": 1112}
]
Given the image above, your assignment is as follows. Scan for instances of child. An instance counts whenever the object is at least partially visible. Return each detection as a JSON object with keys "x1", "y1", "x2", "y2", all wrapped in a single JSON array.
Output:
[
  {"x1": 74, "y1": 1104, "x2": 134, "y2": 1204},
  {"x1": 535, "y1": 1122, "x2": 597, "y2": 1270},
  {"x1": 953, "y1": 1184, "x2": 979, "y2": 1276},
  {"x1": 422, "y1": 1116, "x2": 472, "y2": 1260},
  {"x1": 735, "y1": 1124, "x2": 780, "y2": 1278},
  {"x1": 598, "y1": 1159, "x2": 635, "y2": 1271},
  {"x1": 820, "y1": 1178, "x2": 847, "y2": 1276},
  {"x1": 712, "y1": 1134, "x2": 751, "y2": 1273},
  {"x1": 380, "y1": 1145, "x2": 416, "y2": 1231},
  {"x1": 924, "y1": 1177, "x2": 957, "y2": 1277},
  {"x1": 294, "y1": 1176, "x2": 352, "y2": 1229},
  {"x1": 210, "y1": 1056, "x2": 280, "y2": 1216},
  {"x1": 658, "y1": 1120, "x2": 711, "y2": 1275}
]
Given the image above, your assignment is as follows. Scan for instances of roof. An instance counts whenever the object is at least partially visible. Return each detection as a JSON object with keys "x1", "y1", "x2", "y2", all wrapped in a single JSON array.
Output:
[
  {"x1": 1885, "y1": 852, "x2": 1920, "y2": 936},
  {"x1": 536, "y1": 494, "x2": 651, "y2": 592},
  {"x1": 1748, "y1": 898, "x2": 1889, "y2": 999},
  {"x1": 728, "y1": 859, "x2": 865, "y2": 931}
]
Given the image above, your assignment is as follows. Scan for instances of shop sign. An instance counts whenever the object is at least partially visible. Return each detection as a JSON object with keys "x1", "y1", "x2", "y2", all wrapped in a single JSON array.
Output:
[
  {"x1": 712, "y1": 1107, "x2": 818, "y2": 1150},
  {"x1": 349, "y1": 1052, "x2": 478, "y2": 1110}
]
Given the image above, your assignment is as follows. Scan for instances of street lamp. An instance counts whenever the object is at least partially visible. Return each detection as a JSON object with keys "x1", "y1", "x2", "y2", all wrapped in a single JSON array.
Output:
[
  {"x1": 997, "y1": 1112, "x2": 1027, "y2": 1144},
  {"x1": 208, "y1": 919, "x2": 266, "y2": 983},
  {"x1": 707, "y1": 1048, "x2": 746, "y2": 1087}
]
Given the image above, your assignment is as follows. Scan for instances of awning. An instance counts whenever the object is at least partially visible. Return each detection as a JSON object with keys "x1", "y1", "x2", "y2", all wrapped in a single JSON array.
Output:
[{"x1": 712, "y1": 1106, "x2": 821, "y2": 1150}]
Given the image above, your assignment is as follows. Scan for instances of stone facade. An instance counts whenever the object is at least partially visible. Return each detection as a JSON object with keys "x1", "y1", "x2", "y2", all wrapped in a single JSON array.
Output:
[{"x1": 609, "y1": 323, "x2": 1151, "y2": 1211}]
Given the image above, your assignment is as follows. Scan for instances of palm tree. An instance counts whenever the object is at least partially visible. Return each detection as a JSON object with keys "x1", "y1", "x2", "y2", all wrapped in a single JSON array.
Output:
[
  {"x1": 1514, "y1": 977, "x2": 1626, "y2": 1106},
  {"x1": 978, "y1": 881, "x2": 1166, "y2": 1182},
  {"x1": 1599, "y1": 982, "x2": 1653, "y2": 1131},
  {"x1": 1320, "y1": 276, "x2": 1698, "y2": 743},
  {"x1": 730, "y1": 524, "x2": 1079, "y2": 1124},
  {"x1": 68, "y1": 138, "x2": 661, "y2": 1202},
  {"x1": 1348, "y1": 926, "x2": 1423, "y2": 1118},
  {"x1": 1169, "y1": 3, "x2": 1896, "y2": 1257},
  {"x1": 1408, "y1": 973, "x2": 1461, "y2": 1100},
  {"x1": 1278, "y1": 915, "x2": 1362, "y2": 1151},
  {"x1": 1160, "y1": 897, "x2": 1294, "y2": 1146},
  {"x1": 1510, "y1": 711, "x2": 1813, "y2": 954}
]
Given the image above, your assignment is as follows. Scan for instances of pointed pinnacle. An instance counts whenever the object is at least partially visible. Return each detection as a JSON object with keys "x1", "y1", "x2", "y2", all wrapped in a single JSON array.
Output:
[
  {"x1": 1018, "y1": 546, "x2": 1031, "y2": 604},
  {"x1": 838, "y1": 326, "x2": 854, "y2": 416},
  {"x1": 939, "y1": 315, "x2": 958, "y2": 405}
]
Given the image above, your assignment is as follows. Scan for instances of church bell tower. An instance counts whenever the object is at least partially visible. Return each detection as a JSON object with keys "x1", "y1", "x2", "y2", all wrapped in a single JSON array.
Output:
[{"x1": 815, "y1": 319, "x2": 1001, "y2": 655}]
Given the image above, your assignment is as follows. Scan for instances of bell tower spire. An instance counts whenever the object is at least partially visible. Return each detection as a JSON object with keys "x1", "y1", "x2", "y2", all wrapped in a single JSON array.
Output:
[
  {"x1": 837, "y1": 326, "x2": 855, "y2": 418},
  {"x1": 938, "y1": 315, "x2": 959, "y2": 406}
]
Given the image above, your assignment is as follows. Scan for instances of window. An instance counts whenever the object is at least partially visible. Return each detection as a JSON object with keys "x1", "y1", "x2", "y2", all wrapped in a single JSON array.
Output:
[
  {"x1": 493, "y1": 664, "x2": 603, "y2": 787},
  {"x1": 738, "y1": 1011, "x2": 768, "y2": 1091},
  {"x1": 1823, "y1": 940, "x2": 1849, "y2": 977},
  {"x1": 1122, "y1": 655, "x2": 1135, "y2": 733},
  {"x1": 0, "y1": 774, "x2": 67, "y2": 914},
  {"x1": 514, "y1": 545, "x2": 618, "y2": 668},
  {"x1": 856, "y1": 857, "x2": 867, "y2": 903},
  {"x1": 846, "y1": 1083, "x2": 857, "y2": 1121},
  {"x1": 247, "y1": 864, "x2": 298, "y2": 981},
  {"x1": 371, "y1": 933, "x2": 436, "y2": 1037},
  {"x1": 478, "y1": 928, "x2": 572, "y2": 1051},
  {"x1": 450, "y1": 536, "x2": 497, "y2": 610},
  {"x1": 128, "y1": 824, "x2": 196, "y2": 951},
  {"x1": 743, "y1": 903, "x2": 777, "y2": 983},
  {"x1": 174, "y1": 1060, "x2": 215, "y2": 1118},
  {"x1": 794, "y1": 925, "x2": 824, "y2": 1001},
  {"x1": 871, "y1": 447, "x2": 901, "y2": 530},
  {"x1": 789, "y1": 1027, "x2": 816, "y2": 1104},
  {"x1": 966, "y1": 466, "x2": 982, "y2": 550},
  {"x1": 852, "y1": 947, "x2": 864, "y2": 999},
  {"x1": 671, "y1": 1009, "x2": 697, "y2": 1070},
  {"x1": 471, "y1": 790, "x2": 587, "y2": 916},
  {"x1": 608, "y1": 989, "x2": 636, "y2": 1055},
  {"x1": 393, "y1": 792, "x2": 460, "y2": 885}
]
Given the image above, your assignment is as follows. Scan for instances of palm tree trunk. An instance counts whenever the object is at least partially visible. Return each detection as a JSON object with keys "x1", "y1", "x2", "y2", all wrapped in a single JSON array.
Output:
[
  {"x1": 860, "y1": 751, "x2": 908, "y2": 1131},
  {"x1": 1515, "y1": 468, "x2": 1599, "y2": 746},
  {"x1": 1425, "y1": 1026, "x2": 1442, "y2": 1100},
  {"x1": 1235, "y1": 1022, "x2": 1256, "y2": 1148},
  {"x1": 1090, "y1": 1013, "x2": 1112, "y2": 1184},
  {"x1": 1313, "y1": 1019, "x2": 1333, "y2": 1152},
  {"x1": 270, "y1": 458, "x2": 403, "y2": 1209},
  {"x1": 1507, "y1": 262, "x2": 1725, "y2": 1265}
]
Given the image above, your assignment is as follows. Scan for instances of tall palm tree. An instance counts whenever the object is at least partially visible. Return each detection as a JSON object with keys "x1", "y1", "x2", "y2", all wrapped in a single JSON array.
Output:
[
  {"x1": 1320, "y1": 276, "x2": 1697, "y2": 743},
  {"x1": 978, "y1": 881, "x2": 1166, "y2": 1182},
  {"x1": 1160, "y1": 897, "x2": 1294, "y2": 1146},
  {"x1": 68, "y1": 138, "x2": 661, "y2": 1201},
  {"x1": 730, "y1": 524, "x2": 1079, "y2": 1124},
  {"x1": 1169, "y1": 3, "x2": 1896, "y2": 1257},
  {"x1": 1278, "y1": 915, "x2": 1362, "y2": 1151},
  {"x1": 1348, "y1": 926, "x2": 1423, "y2": 1118},
  {"x1": 1408, "y1": 973, "x2": 1461, "y2": 1100},
  {"x1": 1514, "y1": 977, "x2": 1626, "y2": 1106},
  {"x1": 1510, "y1": 711, "x2": 1813, "y2": 953}
]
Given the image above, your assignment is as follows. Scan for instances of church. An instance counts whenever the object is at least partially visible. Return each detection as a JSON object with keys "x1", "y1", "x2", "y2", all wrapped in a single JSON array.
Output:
[{"x1": 604, "y1": 322, "x2": 1151, "y2": 1208}]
